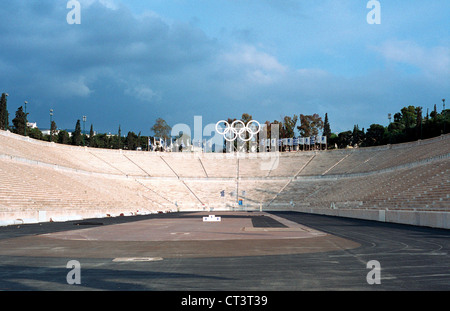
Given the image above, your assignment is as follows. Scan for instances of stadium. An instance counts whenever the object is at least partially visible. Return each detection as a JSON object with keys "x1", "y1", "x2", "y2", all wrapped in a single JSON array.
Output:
[
  {"x1": 0, "y1": 126, "x2": 449, "y2": 293},
  {"x1": 0, "y1": 0, "x2": 449, "y2": 295},
  {"x1": 0, "y1": 129, "x2": 449, "y2": 228}
]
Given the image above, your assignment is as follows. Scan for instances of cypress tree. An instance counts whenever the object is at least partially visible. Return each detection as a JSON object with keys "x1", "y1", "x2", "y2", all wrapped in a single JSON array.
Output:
[
  {"x1": 117, "y1": 125, "x2": 122, "y2": 149},
  {"x1": 323, "y1": 113, "x2": 331, "y2": 149},
  {"x1": 72, "y1": 120, "x2": 82, "y2": 146},
  {"x1": 89, "y1": 124, "x2": 96, "y2": 147},
  {"x1": 12, "y1": 106, "x2": 28, "y2": 135},
  {"x1": 416, "y1": 106, "x2": 423, "y2": 139},
  {"x1": 0, "y1": 93, "x2": 8, "y2": 130},
  {"x1": 50, "y1": 120, "x2": 57, "y2": 142}
]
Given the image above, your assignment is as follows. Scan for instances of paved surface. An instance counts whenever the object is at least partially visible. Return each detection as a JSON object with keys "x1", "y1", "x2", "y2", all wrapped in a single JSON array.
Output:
[
  {"x1": 40, "y1": 211, "x2": 327, "y2": 242},
  {"x1": 0, "y1": 211, "x2": 449, "y2": 292}
]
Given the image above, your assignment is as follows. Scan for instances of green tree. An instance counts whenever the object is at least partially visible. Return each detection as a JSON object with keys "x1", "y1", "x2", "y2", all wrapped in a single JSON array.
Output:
[
  {"x1": 415, "y1": 106, "x2": 423, "y2": 139},
  {"x1": 151, "y1": 118, "x2": 171, "y2": 140},
  {"x1": 72, "y1": 120, "x2": 82, "y2": 146},
  {"x1": 139, "y1": 135, "x2": 149, "y2": 151},
  {"x1": 442, "y1": 109, "x2": 449, "y2": 134},
  {"x1": 328, "y1": 133, "x2": 338, "y2": 149},
  {"x1": 337, "y1": 131, "x2": 352, "y2": 148},
  {"x1": 297, "y1": 114, "x2": 323, "y2": 137},
  {"x1": 12, "y1": 106, "x2": 28, "y2": 136},
  {"x1": 57, "y1": 130, "x2": 70, "y2": 145},
  {"x1": 386, "y1": 121, "x2": 406, "y2": 144},
  {"x1": 430, "y1": 104, "x2": 438, "y2": 121},
  {"x1": 0, "y1": 93, "x2": 9, "y2": 130},
  {"x1": 365, "y1": 124, "x2": 386, "y2": 146},
  {"x1": 88, "y1": 124, "x2": 96, "y2": 147},
  {"x1": 126, "y1": 131, "x2": 139, "y2": 150},
  {"x1": 116, "y1": 125, "x2": 123, "y2": 149},
  {"x1": 323, "y1": 113, "x2": 331, "y2": 148},
  {"x1": 241, "y1": 113, "x2": 252, "y2": 124},
  {"x1": 28, "y1": 127, "x2": 43, "y2": 140},
  {"x1": 400, "y1": 106, "x2": 417, "y2": 129},
  {"x1": 352, "y1": 125, "x2": 365, "y2": 147},
  {"x1": 95, "y1": 133, "x2": 111, "y2": 149},
  {"x1": 50, "y1": 120, "x2": 57, "y2": 142},
  {"x1": 282, "y1": 115, "x2": 298, "y2": 138}
]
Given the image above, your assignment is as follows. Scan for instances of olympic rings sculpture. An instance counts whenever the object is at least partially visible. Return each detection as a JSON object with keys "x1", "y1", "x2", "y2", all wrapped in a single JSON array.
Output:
[{"x1": 215, "y1": 120, "x2": 261, "y2": 142}]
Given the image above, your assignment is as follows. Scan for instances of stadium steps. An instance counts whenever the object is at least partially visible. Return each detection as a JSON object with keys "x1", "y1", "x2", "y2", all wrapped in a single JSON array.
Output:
[
  {"x1": 1, "y1": 130, "x2": 449, "y2": 220},
  {"x1": 367, "y1": 162, "x2": 449, "y2": 209},
  {"x1": 200, "y1": 156, "x2": 238, "y2": 178},
  {"x1": 297, "y1": 152, "x2": 347, "y2": 176}
]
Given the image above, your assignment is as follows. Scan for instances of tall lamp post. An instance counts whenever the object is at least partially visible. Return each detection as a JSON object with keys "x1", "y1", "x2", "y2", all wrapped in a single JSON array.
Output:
[
  {"x1": 82, "y1": 115, "x2": 86, "y2": 146},
  {"x1": 24, "y1": 101, "x2": 28, "y2": 136},
  {"x1": 50, "y1": 109, "x2": 54, "y2": 142}
]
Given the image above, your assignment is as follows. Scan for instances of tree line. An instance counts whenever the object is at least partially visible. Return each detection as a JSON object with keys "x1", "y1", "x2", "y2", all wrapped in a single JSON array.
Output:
[
  {"x1": 0, "y1": 94, "x2": 152, "y2": 150},
  {"x1": 223, "y1": 103, "x2": 449, "y2": 150},
  {"x1": 329, "y1": 102, "x2": 448, "y2": 149},
  {"x1": 1, "y1": 92, "x2": 448, "y2": 151}
]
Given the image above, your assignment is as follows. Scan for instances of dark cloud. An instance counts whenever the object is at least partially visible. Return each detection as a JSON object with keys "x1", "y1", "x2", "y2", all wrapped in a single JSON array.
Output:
[
  {"x1": 0, "y1": 0, "x2": 447, "y2": 136},
  {"x1": 0, "y1": 1, "x2": 220, "y2": 133}
]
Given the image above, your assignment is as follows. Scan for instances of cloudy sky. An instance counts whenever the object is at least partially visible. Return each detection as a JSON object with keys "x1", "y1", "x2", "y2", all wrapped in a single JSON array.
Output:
[{"x1": 1, "y1": 0, "x2": 449, "y2": 136}]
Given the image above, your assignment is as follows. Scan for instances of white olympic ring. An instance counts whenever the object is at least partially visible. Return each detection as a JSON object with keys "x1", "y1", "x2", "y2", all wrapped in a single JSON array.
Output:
[{"x1": 215, "y1": 120, "x2": 261, "y2": 142}]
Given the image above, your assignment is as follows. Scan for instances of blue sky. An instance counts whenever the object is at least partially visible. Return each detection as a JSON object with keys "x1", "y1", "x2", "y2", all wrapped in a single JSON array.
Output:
[{"x1": 0, "y1": 0, "x2": 449, "y2": 136}]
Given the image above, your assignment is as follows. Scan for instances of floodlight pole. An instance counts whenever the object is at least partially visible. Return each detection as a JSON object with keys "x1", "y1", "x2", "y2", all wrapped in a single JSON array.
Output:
[{"x1": 50, "y1": 109, "x2": 54, "y2": 142}]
